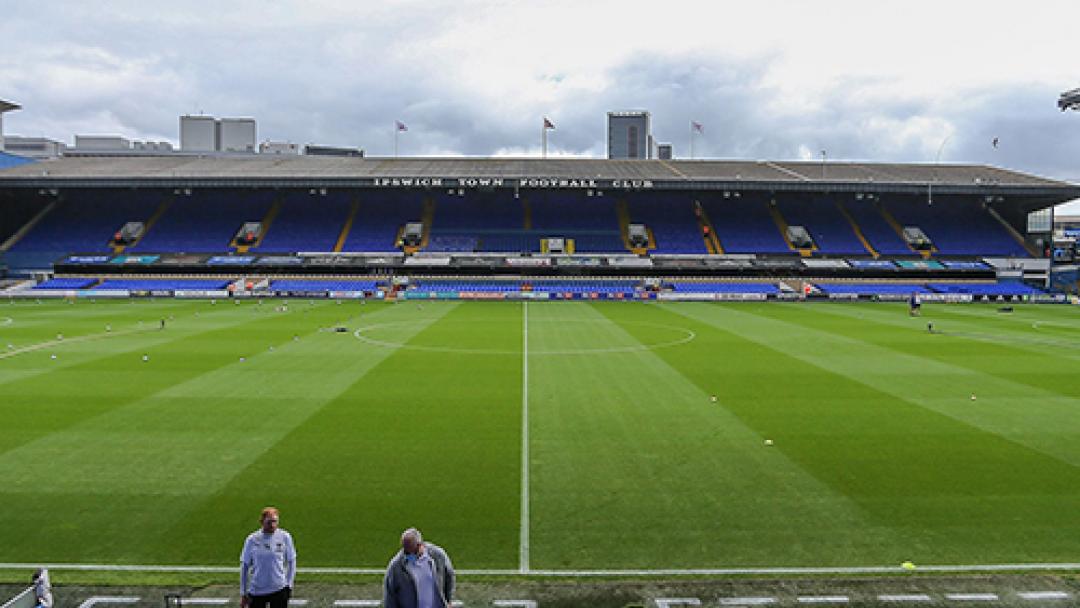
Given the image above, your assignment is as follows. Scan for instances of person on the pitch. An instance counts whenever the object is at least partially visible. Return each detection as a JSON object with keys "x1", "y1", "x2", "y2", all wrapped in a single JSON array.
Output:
[
  {"x1": 240, "y1": 507, "x2": 297, "y2": 608},
  {"x1": 909, "y1": 291, "x2": 922, "y2": 316},
  {"x1": 383, "y1": 528, "x2": 455, "y2": 608},
  {"x1": 32, "y1": 568, "x2": 52, "y2": 608}
]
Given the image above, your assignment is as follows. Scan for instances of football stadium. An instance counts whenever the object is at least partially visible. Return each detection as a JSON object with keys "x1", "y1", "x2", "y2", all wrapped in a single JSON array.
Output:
[{"x1": 2, "y1": 153, "x2": 1080, "y2": 606}]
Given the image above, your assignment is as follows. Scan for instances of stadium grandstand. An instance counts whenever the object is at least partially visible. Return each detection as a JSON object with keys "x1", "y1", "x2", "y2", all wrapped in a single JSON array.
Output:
[{"x1": 0, "y1": 155, "x2": 1077, "y2": 300}]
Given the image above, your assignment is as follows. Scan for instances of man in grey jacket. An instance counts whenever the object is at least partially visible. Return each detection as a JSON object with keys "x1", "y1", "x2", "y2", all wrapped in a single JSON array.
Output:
[{"x1": 383, "y1": 528, "x2": 455, "y2": 608}]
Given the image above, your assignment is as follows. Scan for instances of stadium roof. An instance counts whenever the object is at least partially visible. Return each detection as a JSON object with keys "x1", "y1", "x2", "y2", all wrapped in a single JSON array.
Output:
[
  {"x1": 0, "y1": 151, "x2": 34, "y2": 170},
  {"x1": 0, "y1": 156, "x2": 1076, "y2": 207}
]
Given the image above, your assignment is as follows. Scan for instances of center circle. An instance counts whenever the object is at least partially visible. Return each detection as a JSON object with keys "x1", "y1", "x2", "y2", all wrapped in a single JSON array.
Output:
[{"x1": 353, "y1": 318, "x2": 695, "y2": 355}]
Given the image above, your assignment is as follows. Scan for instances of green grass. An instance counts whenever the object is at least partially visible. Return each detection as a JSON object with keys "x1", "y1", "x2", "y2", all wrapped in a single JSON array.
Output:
[{"x1": 1, "y1": 298, "x2": 1079, "y2": 572}]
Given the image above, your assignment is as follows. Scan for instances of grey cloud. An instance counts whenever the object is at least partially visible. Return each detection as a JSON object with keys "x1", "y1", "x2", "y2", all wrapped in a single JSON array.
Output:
[{"x1": 2, "y1": 6, "x2": 1079, "y2": 185}]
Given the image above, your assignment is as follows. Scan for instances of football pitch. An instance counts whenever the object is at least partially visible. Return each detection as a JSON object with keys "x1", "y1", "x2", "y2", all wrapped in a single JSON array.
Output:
[{"x1": 2, "y1": 298, "x2": 1080, "y2": 574}]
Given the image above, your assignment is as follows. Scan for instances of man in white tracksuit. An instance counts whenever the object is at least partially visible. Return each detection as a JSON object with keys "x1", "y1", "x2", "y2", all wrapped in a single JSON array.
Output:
[
  {"x1": 240, "y1": 507, "x2": 297, "y2": 608},
  {"x1": 32, "y1": 568, "x2": 52, "y2": 608}
]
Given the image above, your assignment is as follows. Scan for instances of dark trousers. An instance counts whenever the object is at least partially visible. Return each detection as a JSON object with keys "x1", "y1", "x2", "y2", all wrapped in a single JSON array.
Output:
[{"x1": 250, "y1": 587, "x2": 290, "y2": 608}]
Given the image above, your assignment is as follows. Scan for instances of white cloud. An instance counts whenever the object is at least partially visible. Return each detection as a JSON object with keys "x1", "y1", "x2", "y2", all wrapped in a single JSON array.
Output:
[{"x1": 0, "y1": 0, "x2": 1077, "y2": 187}]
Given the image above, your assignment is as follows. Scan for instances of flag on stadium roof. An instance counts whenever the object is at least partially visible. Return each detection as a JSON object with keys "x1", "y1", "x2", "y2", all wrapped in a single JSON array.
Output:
[
  {"x1": 395, "y1": 120, "x2": 408, "y2": 132},
  {"x1": 691, "y1": 121, "x2": 704, "y2": 133},
  {"x1": 543, "y1": 117, "x2": 555, "y2": 129}
]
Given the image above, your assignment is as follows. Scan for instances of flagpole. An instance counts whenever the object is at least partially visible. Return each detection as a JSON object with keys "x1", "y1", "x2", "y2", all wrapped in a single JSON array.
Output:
[
  {"x1": 542, "y1": 122, "x2": 547, "y2": 159},
  {"x1": 394, "y1": 125, "x2": 399, "y2": 158},
  {"x1": 689, "y1": 122, "x2": 694, "y2": 160}
]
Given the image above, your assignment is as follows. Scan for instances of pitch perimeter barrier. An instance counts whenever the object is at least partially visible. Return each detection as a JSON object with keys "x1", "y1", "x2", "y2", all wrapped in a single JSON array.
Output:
[
  {"x1": 174, "y1": 290, "x2": 231, "y2": 298},
  {"x1": 657, "y1": 293, "x2": 768, "y2": 302},
  {"x1": 403, "y1": 291, "x2": 658, "y2": 301},
  {"x1": 5, "y1": 290, "x2": 131, "y2": 299},
  {"x1": 1, "y1": 587, "x2": 34, "y2": 608}
]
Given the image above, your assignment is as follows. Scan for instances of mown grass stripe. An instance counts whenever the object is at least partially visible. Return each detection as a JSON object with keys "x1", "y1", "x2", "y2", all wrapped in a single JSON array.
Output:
[
  {"x1": 0, "y1": 301, "x2": 427, "y2": 565},
  {"x1": 656, "y1": 302, "x2": 1080, "y2": 565},
  {"x1": 735, "y1": 303, "x2": 1080, "y2": 469},
  {"x1": 155, "y1": 301, "x2": 521, "y2": 568},
  {"x1": 528, "y1": 303, "x2": 901, "y2": 569}
]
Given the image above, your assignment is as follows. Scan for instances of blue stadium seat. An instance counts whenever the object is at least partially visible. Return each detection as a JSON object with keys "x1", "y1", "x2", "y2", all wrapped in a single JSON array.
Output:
[
  {"x1": 132, "y1": 191, "x2": 274, "y2": 253},
  {"x1": 94, "y1": 278, "x2": 233, "y2": 290},
  {"x1": 625, "y1": 193, "x2": 706, "y2": 254},
  {"x1": 254, "y1": 192, "x2": 354, "y2": 252},
  {"x1": 33, "y1": 277, "x2": 98, "y2": 290}
]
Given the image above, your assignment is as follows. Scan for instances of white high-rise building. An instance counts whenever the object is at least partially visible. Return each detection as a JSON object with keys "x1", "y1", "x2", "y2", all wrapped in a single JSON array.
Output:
[
  {"x1": 218, "y1": 118, "x2": 257, "y2": 152},
  {"x1": 180, "y1": 115, "x2": 257, "y2": 152},
  {"x1": 180, "y1": 115, "x2": 218, "y2": 151}
]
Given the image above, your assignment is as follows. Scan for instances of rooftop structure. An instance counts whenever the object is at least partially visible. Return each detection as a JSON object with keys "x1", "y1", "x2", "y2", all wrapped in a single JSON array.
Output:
[
  {"x1": 0, "y1": 99, "x2": 22, "y2": 153},
  {"x1": 608, "y1": 111, "x2": 652, "y2": 160}
]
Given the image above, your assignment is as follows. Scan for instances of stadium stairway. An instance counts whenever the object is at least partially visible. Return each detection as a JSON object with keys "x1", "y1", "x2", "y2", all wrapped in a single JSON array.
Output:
[
  {"x1": 0, "y1": 199, "x2": 56, "y2": 252},
  {"x1": 399, "y1": 197, "x2": 435, "y2": 254},
  {"x1": 695, "y1": 200, "x2": 723, "y2": 254},
  {"x1": 779, "y1": 278, "x2": 806, "y2": 294},
  {"x1": 616, "y1": 199, "x2": 653, "y2": 255},
  {"x1": 114, "y1": 196, "x2": 173, "y2": 254},
  {"x1": 420, "y1": 196, "x2": 435, "y2": 250},
  {"x1": 877, "y1": 201, "x2": 934, "y2": 258},
  {"x1": 835, "y1": 200, "x2": 879, "y2": 258},
  {"x1": 333, "y1": 198, "x2": 360, "y2": 253},
  {"x1": 767, "y1": 199, "x2": 816, "y2": 257},
  {"x1": 522, "y1": 196, "x2": 533, "y2": 230},
  {"x1": 233, "y1": 196, "x2": 282, "y2": 253},
  {"x1": 986, "y1": 205, "x2": 1039, "y2": 256}
]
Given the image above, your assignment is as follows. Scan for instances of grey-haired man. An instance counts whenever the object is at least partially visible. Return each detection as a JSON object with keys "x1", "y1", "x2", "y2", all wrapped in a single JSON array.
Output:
[{"x1": 383, "y1": 528, "x2": 455, "y2": 608}]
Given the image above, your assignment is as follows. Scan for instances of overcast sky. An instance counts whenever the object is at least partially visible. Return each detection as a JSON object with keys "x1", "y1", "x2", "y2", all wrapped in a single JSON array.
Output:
[{"x1": 2, "y1": 1, "x2": 1079, "y2": 206}]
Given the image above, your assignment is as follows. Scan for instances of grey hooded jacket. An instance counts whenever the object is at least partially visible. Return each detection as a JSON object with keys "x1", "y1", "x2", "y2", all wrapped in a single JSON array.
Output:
[{"x1": 383, "y1": 543, "x2": 455, "y2": 608}]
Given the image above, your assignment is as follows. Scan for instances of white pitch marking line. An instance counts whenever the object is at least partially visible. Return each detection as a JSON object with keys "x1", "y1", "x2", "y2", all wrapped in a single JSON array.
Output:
[
  {"x1": 4, "y1": 562, "x2": 1080, "y2": 577},
  {"x1": 333, "y1": 602, "x2": 380, "y2": 607},
  {"x1": 494, "y1": 601, "x2": 537, "y2": 608},
  {"x1": 945, "y1": 593, "x2": 998, "y2": 601},
  {"x1": 878, "y1": 594, "x2": 932, "y2": 602},
  {"x1": 287, "y1": 600, "x2": 308, "y2": 606},
  {"x1": 719, "y1": 598, "x2": 775, "y2": 606},
  {"x1": 797, "y1": 597, "x2": 850, "y2": 604},
  {"x1": 655, "y1": 600, "x2": 701, "y2": 607},
  {"x1": 77, "y1": 597, "x2": 140, "y2": 608},
  {"x1": 1018, "y1": 591, "x2": 1071, "y2": 600},
  {"x1": 519, "y1": 301, "x2": 530, "y2": 574},
  {"x1": 2, "y1": 588, "x2": 33, "y2": 608},
  {"x1": 0, "y1": 325, "x2": 148, "y2": 361},
  {"x1": 178, "y1": 600, "x2": 228, "y2": 605}
]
